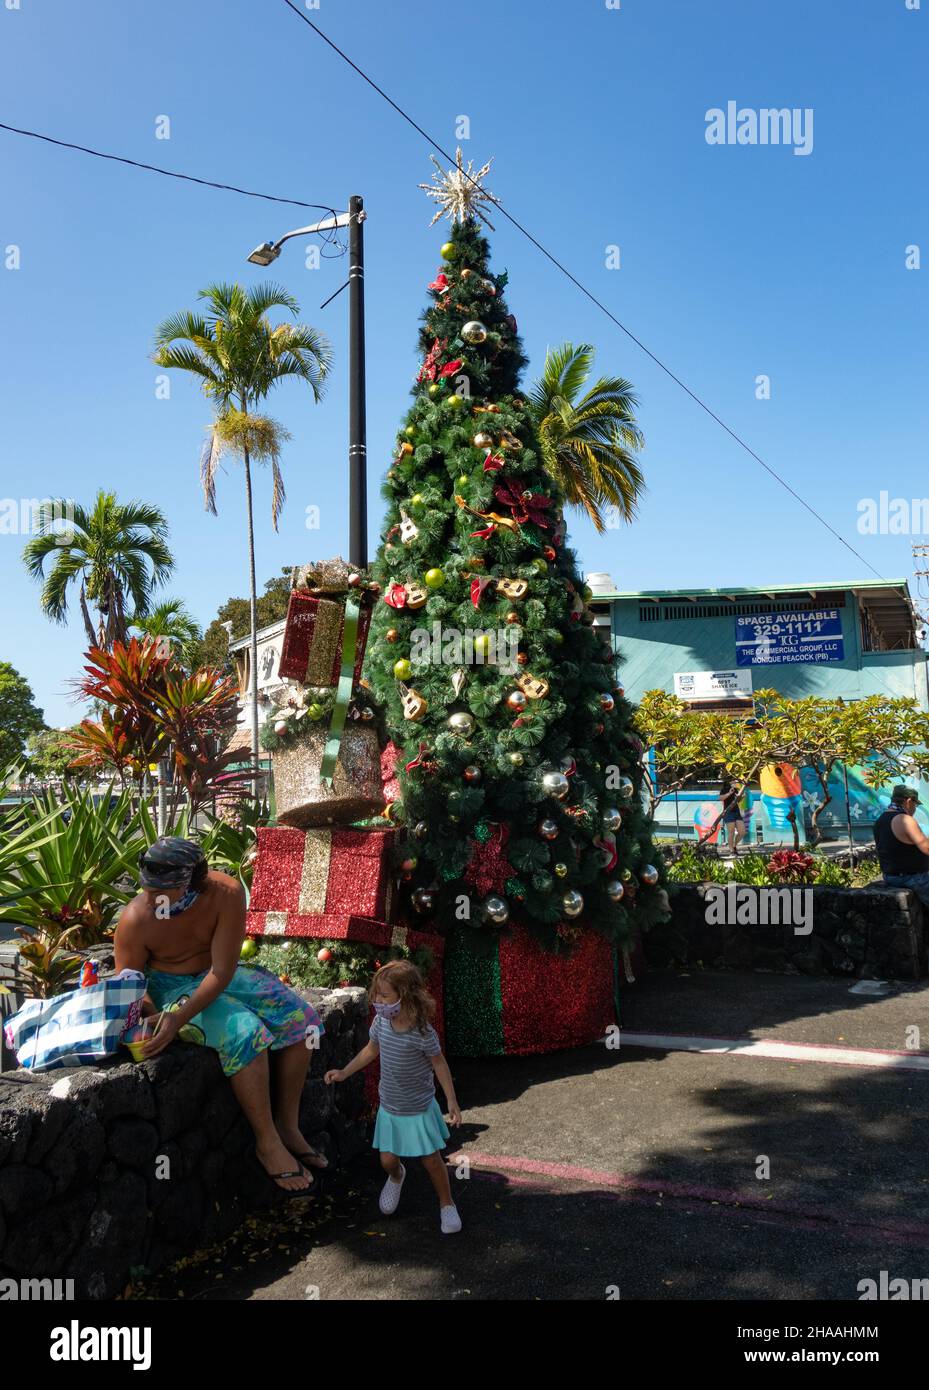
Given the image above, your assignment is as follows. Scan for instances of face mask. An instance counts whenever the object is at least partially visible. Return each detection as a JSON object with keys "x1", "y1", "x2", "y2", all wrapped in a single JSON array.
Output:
[{"x1": 373, "y1": 999, "x2": 402, "y2": 1019}]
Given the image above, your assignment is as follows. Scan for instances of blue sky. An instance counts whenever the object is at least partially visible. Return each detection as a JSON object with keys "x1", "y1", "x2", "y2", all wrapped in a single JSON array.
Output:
[{"x1": 1, "y1": 0, "x2": 926, "y2": 727}]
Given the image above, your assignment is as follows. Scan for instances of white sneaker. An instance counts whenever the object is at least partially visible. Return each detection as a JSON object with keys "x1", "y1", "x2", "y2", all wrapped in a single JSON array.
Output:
[
  {"x1": 440, "y1": 1204, "x2": 462, "y2": 1234},
  {"x1": 379, "y1": 1163, "x2": 406, "y2": 1215}
]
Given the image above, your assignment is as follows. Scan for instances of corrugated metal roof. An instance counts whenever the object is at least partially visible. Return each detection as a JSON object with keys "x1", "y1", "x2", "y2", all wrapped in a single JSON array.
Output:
[{"x1": 600, "y1": 579, "x2": 911, "y2": 600}]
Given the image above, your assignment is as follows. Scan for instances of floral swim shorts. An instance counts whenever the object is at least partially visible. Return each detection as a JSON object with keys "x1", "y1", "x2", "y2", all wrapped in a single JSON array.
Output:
[{"x1": 145, "y1": 963, "x2": 323, "y2": 1077}]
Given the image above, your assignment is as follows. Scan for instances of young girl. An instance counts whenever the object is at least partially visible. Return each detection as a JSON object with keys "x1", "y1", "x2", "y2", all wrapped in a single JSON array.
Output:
[{"x1": 325, "y1": 961, "x2": 463, "y2": 1233}]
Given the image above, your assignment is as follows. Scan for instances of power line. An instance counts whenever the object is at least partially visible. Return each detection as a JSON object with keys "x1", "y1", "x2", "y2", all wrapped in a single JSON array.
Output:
[
  {"x1": 277, "y1": 0, "x2": 883, "y2": 582},
  {"x1": 0, "y1": 120, "x2": 335, "y2": 212}
]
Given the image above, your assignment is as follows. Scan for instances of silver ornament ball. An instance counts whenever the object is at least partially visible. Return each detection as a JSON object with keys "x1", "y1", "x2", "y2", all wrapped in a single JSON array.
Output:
[
  {"x1": 619, "y1": 775, "x2": 635, "y2": 800},
  {"x1": 603, "y1": 806, "x2": 622, "y2": 832},
  {"x1": 538, "y1": 818, "x2": 559, "y2": 841},
  {"x1": 542, "y1": 770, "x2": 570, "y2": 801},
  {"x1": 606, "y1": 879, "x2": 625, "y2": 903},
  {"x1": 482, "y1": 894, "x2": 510, "y2": 926},
  {"x1": 461, "y1": 320, "x2": 489, "y2": 344},
  {"x1": 562, "y1": 889, "x2": 584, "y2": 918},
  {"x1": 640, "y1": 864, "x2": 659, "y2": 886},
  {"x1": 448, "y1": 711, "x2": 475, "y2": 737}
]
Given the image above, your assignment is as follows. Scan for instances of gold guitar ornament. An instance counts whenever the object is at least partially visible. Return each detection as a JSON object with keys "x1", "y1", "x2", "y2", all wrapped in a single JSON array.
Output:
[
  {"x1": 398, "y1": 682, "x2": 428, "y2": 721},
  {"x1": 403, "y1": 582, "x2": 428, "y2": 610},
  {"x1": 516, "y1": 672, "x2": 549, "y2": 700},
  {"x1": 496, "y1": 578, "x2": 528, "y2": 600}
]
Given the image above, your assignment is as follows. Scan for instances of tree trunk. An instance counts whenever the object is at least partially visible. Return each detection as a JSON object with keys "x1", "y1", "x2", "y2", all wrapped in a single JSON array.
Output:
[
  {"x1": 242, "y1": 418, "x2": 261, "y2": 804},
  {"x1": 78, "y1": 583, "x2": 97, "y2": 649}
]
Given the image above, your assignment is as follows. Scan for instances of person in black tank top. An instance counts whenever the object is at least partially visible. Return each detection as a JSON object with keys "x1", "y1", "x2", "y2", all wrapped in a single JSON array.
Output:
[{"x1": 874, "y1": 785, "x2": 929, "y2": 905}]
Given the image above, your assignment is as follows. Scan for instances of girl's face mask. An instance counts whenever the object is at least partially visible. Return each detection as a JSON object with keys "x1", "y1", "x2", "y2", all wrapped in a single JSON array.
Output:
[{"x1": 373, "y1": 999, "x2": 402, "y2": 1019}]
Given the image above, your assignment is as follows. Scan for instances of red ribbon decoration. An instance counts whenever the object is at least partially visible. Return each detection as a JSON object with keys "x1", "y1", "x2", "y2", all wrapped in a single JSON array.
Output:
[
  {"x1": 428, "y1": 273, "x2": 449, "y2": 292},
  {"x1": 470, "y1": 576, "x2": 493, "y2": 607},
  {"x1": 482, "y1": 452, "x2": 505, "y2": 473},
  {"x1": 384, "y1": 583, "x2": 408, "y2": 609},
  {"x1": 470, "y1": 525, "x2": 496, "y2": 539},
  {"x1": 405, "y1": 743, "x2": 430, "y2": 773},
  {"x1": 439, "y1": 358, "x2": 464, "y2": 378},
  {"x1": 594, "y1": 834, "x2": 618, "y2": 873}
]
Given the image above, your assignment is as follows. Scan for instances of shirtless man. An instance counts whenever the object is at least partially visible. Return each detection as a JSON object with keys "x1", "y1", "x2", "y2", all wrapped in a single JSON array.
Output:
[
  {"x1": 114, "y1": 836, "x2": 327, "y2": 1195},
  {"x1": 873, "y1": 785, "x2": 929, "y2": 907}
]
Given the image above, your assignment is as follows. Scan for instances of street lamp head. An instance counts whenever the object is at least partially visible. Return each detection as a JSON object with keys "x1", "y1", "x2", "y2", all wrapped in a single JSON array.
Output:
[{"x1": 247, "y1": 242, "x2": 281, "y2": 267}]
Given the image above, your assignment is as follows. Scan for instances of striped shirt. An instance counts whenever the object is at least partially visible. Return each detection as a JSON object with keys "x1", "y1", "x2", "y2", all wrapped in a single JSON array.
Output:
[{"x1": 369, "y1": 1012, "x2": 442, "y2": 1115}]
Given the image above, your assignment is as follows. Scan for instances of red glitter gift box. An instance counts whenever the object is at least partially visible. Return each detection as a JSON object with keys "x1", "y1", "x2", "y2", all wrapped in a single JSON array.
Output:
[
  {"x1": 277, "y1": 588, "x2": 373, "y2": 686},
  {"x1": 246, "y1": 825, "x2": 395, "y2": 938},
  {"x1": 443, "y1": 922, "x2": 618, "y2": 1057}
]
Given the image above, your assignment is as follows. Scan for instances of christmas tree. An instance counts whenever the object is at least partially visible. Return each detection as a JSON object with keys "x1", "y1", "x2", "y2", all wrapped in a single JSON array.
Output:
[{"x1": 366, "y1": 152, "x2": 668, "y2": 1053}]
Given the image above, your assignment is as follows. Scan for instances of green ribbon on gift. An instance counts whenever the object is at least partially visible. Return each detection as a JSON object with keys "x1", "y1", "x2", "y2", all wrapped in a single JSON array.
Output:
[{"x1": 319, "y1": 595, "x2": 360, "y2": 788}]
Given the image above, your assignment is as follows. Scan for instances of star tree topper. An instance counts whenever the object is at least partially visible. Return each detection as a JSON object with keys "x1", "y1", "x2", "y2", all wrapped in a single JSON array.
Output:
[{"x1": 419, "y1": 147, "x2": 500, "y2": 228}]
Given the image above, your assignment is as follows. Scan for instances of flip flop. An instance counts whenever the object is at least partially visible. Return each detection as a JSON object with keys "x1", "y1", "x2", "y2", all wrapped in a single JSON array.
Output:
[
  {"x1": 293, "y1": 1148, "x2": 330, "y2": 1171},
  {"x1": 257, "y1": 1155, "x2": 316, "y2": 1198}
]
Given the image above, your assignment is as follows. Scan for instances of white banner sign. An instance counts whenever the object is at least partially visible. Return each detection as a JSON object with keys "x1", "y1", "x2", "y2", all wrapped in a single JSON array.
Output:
[{"x1": 673, "y1": 669, "x2": 753, "y2": 701}]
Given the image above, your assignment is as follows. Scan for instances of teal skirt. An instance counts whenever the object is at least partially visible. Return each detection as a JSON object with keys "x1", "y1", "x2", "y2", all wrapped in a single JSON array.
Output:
[{"x1": 373, "y1": 1098, "x2": 450, "y2": 1157}]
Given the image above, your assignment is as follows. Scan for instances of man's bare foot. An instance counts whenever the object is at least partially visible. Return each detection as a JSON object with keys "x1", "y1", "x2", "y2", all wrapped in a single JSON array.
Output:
[
  {"x1": 275, "y1": 1123, "x2": 329, "y2": 1169},
  {"x1": 255, "y1": 1137, "x2": 314, "y2": 1192}
]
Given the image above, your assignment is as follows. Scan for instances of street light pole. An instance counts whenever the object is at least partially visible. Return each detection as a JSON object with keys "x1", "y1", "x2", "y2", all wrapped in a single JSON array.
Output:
[
  {"x1": 247, "y1": 198, "x2": 368, "y2": 568},
  {"x1": 348, "y1": 195, "x2": 367, "y2": 570}
]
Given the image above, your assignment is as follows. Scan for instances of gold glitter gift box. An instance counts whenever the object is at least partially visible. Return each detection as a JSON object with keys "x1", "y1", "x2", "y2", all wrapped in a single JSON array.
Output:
[{"x1": 272, "y1": 724, "x2": 384, "y2": 829}]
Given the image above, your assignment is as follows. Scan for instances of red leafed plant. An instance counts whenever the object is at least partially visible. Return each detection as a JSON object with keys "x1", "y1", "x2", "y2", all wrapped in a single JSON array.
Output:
[
  {"x1": 69, "y1": 638, "x2": 254, "y2": 816},
  {"x1": 765, "y1": 849, "x2": 815, "y2": 884}
]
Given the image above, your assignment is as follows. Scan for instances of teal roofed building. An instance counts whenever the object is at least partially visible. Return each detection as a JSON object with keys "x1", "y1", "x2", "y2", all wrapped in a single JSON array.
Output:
[{"x1": 587, "y1": 576, "x2": 929, "y2": 846}]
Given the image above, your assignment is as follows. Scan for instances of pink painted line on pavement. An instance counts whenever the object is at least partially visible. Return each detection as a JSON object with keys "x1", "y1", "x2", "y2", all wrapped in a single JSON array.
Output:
[{"x1": 448, "y1": 1149, "x2": 929, "y2": 1248}]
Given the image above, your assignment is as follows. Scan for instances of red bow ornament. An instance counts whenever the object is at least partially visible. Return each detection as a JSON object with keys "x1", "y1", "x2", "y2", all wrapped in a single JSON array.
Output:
[{"x1": 493, "y1": 478, "x2": 552, "y2": 530}]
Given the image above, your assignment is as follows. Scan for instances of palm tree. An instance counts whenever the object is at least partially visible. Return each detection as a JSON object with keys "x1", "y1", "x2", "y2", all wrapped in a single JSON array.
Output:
[
  {"x1": 23, "y1": 491, "x2": 173, "y2": 648},
  {"x1": 128, "y1": 598, "x2": 203, "y2": 669},
  {"x1": 153, "y1": 282, "x2": 332, "y2": 786},
  {"x1": 528, "y1": 343, "x2": 646, "y2": 534}
]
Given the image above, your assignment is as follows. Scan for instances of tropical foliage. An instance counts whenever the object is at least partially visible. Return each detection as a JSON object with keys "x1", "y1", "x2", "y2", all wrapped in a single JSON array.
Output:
[
  {"x1": 153, "y1": 282, "x2": 331, "y2": 774},
  {"x1": 528, "y1": 343, "x2": 645, "y2": 533},
  {"x1": 22, "y1": 490, "x2": 173, "y2": 648},
  {"x1": 68, "y1": 637, "x2": 253, "y2": 816},
  {"x1": 0, "y1": 662, "x2": 45, "y2": 767},
  {"x1": 129, "y1": 598, "x2": 203, "y2": 670}
]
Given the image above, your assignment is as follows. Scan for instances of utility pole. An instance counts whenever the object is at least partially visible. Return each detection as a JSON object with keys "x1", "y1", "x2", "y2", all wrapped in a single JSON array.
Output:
[{"x1": 348, "y1": 195, "x2": 367, "y2": 569}]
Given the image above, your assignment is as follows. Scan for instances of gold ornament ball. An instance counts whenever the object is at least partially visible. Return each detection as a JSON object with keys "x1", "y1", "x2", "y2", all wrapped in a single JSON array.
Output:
[
  {"x1": 403, "y1": 425, "x2": 417, "y2": 440},
  {"x1": 474, "y1": 634, "x2": 491, "y2": 658},
  {"x1": 398, "y1": 441, "x2": 413, "y2": 457},
  {"x1": 427, "y1": 382, "x2": 443, "y2": 398},
  {"x1": 469, "y1": 555, "x2": 486, "y2": 568},
  {"x1": 532, "y1": 558, "x2": 549, "y2": 575},
  {"x1": 424, "y1": 567, "x2": 445, "y2": 588},
  {"x1": 440, "y1": 241, "x2": 457, "y2": 260},
  {"x1": 458, "y1": 473, "x2": 470, "y2": 485},
  {"x1": 507, "y1": 690, "x2": 528, "y2": 712},
  {"x1": 448, "y1": 711, "x2": 475, "y2": 736},
  {"x1": 554, "y1": 862, "x2": 568, "y2": 879},
  {"x1": 411, "y1": 493, "x2": 424, "y2": 506},
  {"x1": 517, "y1": 652, "x2": 528, "y2": 665},
  {"x1": 562, "y1": 889, "x2": 584, "y2": 918},
  {"x1": 508, "y1": 751, "x2": 524, "y2": 766},
  {"x1": 393, "y1": 659, "x2": 412, "y2": 680},
  {"x1": 386, "y1": 628, "x2": 399, "y2": 643},
  {"x1": 462, "y1": 320, "x2": 489, "y2": 345},
  {"x1": 307, "y1": 703, "x2": 325, "y2": 721},
  {"x1": 505, "y1": 611, "x2": 520, "y2": 625},
  {"x1": 472, "y1": 431, "x2": 494, "y2": 449},
  {"x1": 447, "y1": 394, "x2": 466, "y2": 411},
  {"x1": 460, "y1": 267, "x2": 473, "y2": 279}
]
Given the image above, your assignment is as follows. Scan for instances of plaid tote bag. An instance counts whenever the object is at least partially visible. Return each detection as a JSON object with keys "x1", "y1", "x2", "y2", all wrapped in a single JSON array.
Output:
[{"x1": 3, "y1": 975, "x2": 146, "y2": 1072}]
